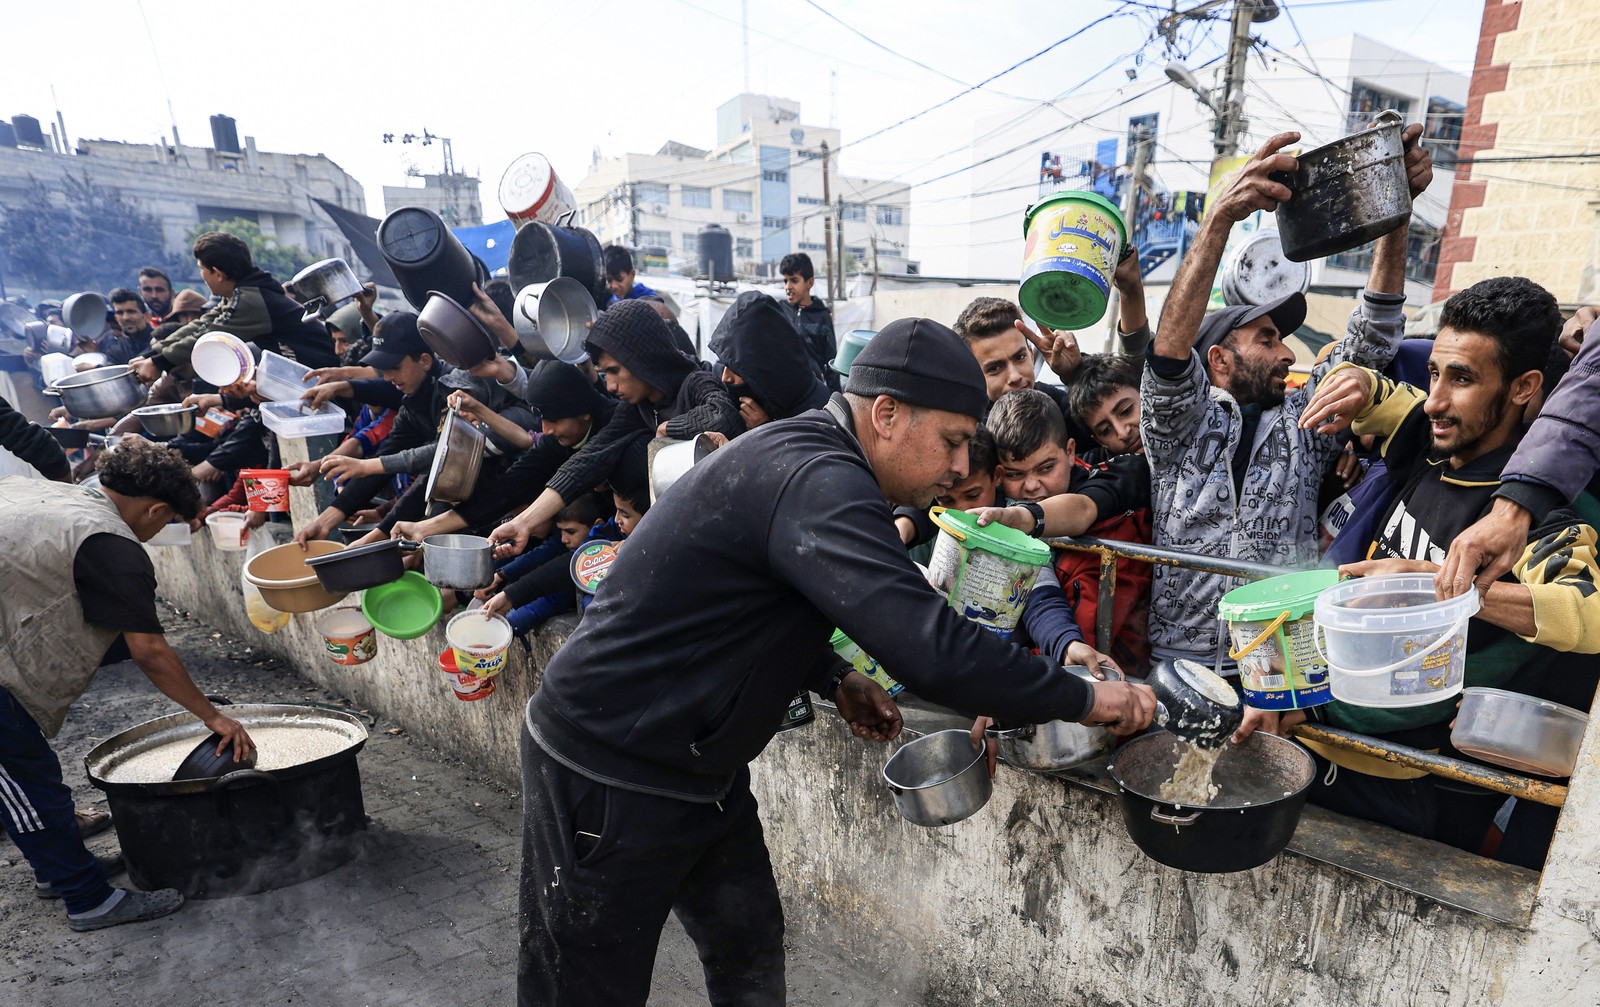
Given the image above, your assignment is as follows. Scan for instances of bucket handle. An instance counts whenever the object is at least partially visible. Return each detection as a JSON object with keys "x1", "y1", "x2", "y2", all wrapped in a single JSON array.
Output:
[
  {"x1": 1227, "y1": 610, "x2": 1291, "y2": 661},
  {"x1": 1150, "y1": 808, "x2": 1202, "y2": 827},
  {"x1": 927, "y1": 506, "x2": 966, "y2": 543},
  {"x1": 1313, "y1": 611, "x2": 1472, "y2": 678}
]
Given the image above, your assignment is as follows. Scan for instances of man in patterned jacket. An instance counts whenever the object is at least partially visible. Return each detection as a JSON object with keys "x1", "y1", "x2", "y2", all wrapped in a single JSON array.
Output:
[{"x1": 1139, "y1": 125, "x2": 1433, "y2": 667}]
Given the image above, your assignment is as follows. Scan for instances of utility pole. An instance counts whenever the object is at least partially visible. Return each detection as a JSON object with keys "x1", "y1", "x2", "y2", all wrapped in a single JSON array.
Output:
[
  {"x1": 835, "y1": 194, "x2": 847, "y2": 302},
  {"x1": 1214, "y1": 1, "x2": 1255, "y2": 160},
  {"x1": 626, "y1": 181, "x2": 639, "y2": 247},
  {"x1": 870, "y1": 234, "x2": 879, "y2": 295},
  {"x1": 1106, "y1": 126, "x2": 1153, "y2": 348},
  {"x1": 820, "y1": 141, "x2": 836, "y2": 301}
]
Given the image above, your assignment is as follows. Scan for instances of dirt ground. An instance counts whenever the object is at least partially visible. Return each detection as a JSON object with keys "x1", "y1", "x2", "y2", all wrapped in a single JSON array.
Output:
[{"x1": 0, "y1": 604, "x2": 908, "y2": 1006}]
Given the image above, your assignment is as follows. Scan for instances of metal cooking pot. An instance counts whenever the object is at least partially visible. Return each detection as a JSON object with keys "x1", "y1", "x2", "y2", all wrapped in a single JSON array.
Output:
[
  {"x1": 648, "y1": 433, "x2": 716, "y2": 505},
  {"x1": 291, "y1": 258, "x2": 364, "y2": 322},
  {"x1": 425, "y1": 407, "x2": 486, "y2": 503},
  {"x1": 1271, "y1": 109, "x2": 1410, "y2": 263},
  {"x1": 84, "y1": 703, "x2": 369, "y2": 898},
  {"x1": 422, "y1": 534, "x2": 495, "y2": 591},
  {"x1": 513, "y1": 278, "x2": 595, "y2": 365},
  {"x1": 131, "y1": 403, "x2": 197, "y2": 439},
  {"x1": 507, "y1": 221, "x2": 608, "y2": 309},
  {"x1": 882, "y1": 728, "x2": 993, "y2": 828},
  {"x1": 45, "y1": 365, "x2": 146, "y2": 419},
  {"x1": 62, "y1": 291, "x2": 110, "y2": 341},
  {"x1": 418, "y1": 291, "x2": 497, "y2": 369},
  {"x1": 989, "y1": 666, "x2": 1121, "y2": 771},
  {"x1": 1145, "y1": 658, "x2": 1243, "y2": 749},
  {"x1": 1109, "y1": 731, "x2": 1315, "y2": 873},
  {"x1": 305, "y1": 538, "x2": 415, "y2": 593}
]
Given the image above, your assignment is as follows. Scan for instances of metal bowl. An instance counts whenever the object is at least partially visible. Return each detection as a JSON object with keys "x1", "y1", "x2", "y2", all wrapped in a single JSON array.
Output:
[
  {"x1": 46, "y1": 365, "x2": 146, "y2": 419},
  {"x1": 1452, "y1": 687, "x2": 1589, "y2": 778},
  {"x1": 425, "y1": 408, "x2": 486, "y2": 504},
  {"x1": 882, "y1": 729, "x2": 993, "y2": 828},
  {"x1": 131, "y1": 403, "x2": 197, "y2": 439},
  {"x1": 417, "y1": 290, "x2": 497, "y2": 369}
]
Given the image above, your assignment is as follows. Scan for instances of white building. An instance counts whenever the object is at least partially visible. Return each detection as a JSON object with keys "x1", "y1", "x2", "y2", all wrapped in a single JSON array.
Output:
[
  {"x1": 383, "y1": 171, "x2": 482, "y2": 227},
  {"x1": 950, "y1": 33, "x2": 1466, "y2": 306},
  {"x1": 573, "y1": 94, "x2": 913, "y2": 278}
]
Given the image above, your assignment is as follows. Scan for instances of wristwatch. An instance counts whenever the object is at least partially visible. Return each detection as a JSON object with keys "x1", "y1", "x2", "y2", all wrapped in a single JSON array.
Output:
[{"x1": 1017, "y1": 501, "x2": 1046, "y2": 538}]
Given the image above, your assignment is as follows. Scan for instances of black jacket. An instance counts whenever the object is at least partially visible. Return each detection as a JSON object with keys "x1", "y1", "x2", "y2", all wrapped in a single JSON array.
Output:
[
  {"x1": 546, "y1": 304, "x2": 741, "y2": 503},
  {"x1": 453, "y1": 397, "x2": 620, "y2": 529},
  {"x1": 151, "y1": 268, "x2": 338, "y2": 372},
  {"x1": 710, "y1": 292, "x2": 828, "y2": 421},
  {"x1": 793, "y1": 297, "x2": 839, "y2": 392},
  {"x1": 0, "y1": 394, "x2": 69, "y2": 481},
  {"x1": 526, "y1": 394, "x2": 1095, "y2": 802}
]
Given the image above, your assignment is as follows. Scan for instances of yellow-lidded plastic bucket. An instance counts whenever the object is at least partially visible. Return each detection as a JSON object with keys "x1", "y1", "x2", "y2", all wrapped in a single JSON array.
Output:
[{"x1": 1218, "y1": 570, "x2": 1339, "y2": 711}]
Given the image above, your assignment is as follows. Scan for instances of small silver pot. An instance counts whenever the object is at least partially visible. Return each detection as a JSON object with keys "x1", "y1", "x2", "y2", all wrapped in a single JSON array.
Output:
[
  {"x1": 425, "y1": 407, "x2": 486, "y2": 503},
  {"x1": 987, "y1": 665, "x2": 1119, "y2": 771},
  {"x1": 131, "y1": 403, "x2": 197, "y2": 439},
  {"x1": 62, "y1": 291, "x2": 110, "y2": 341},
  {"x1": 513, "y1": 277, "x2": 595, "y2": 365},
  {"x1": 422, "y1": 534, "x2": 495, "y2": 591},
  {"x1": 648, "y1": 434, "x2": 716, "y2": 505},
  {"x1": 882, "y1": 729, "x2": 992, "y2": 828},
  {"x1": 291, "y1": 258, "x2": 364, "y2": 322},
  {"x1": 45, "y1": 365, "x2": 145, "y2": 419}
]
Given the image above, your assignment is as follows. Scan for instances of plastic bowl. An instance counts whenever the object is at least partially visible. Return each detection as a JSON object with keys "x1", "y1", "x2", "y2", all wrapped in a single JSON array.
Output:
[
  {"x1": 243, "y1": 540, "x2": 348, "y2": 613},
  {"x1": 361, "y1": 571, "x2": 443, "y2": 640},
  {"x1": 1452, "y1": 687, "x2": 1589, "y2": 778},
  {"x1": 191, "y1": 332, "x2": 255, "y2": 386},
  {"x1": 255, "y1": 350, "x2": 318, "y2": 402}
]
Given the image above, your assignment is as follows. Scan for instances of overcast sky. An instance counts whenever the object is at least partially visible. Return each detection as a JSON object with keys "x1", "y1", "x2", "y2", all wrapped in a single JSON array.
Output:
[{"x1": 3, "y1": 1, "x2": 1482, "y2": 273}]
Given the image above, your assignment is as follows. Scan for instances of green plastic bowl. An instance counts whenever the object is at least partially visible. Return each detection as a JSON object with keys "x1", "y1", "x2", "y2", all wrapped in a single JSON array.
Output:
[{"x1": 361, "y1": 571, "x2": 443, "y2": 640}]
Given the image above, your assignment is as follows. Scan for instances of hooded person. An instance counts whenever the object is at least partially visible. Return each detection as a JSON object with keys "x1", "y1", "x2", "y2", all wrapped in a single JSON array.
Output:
[
  {"x1": 710, "y1": 291, "x2": 829, "y2": 429},
  {"x1": 512, "y1": 314, "x2": 1156, "y2": 1007},
  {"x1": 483, "y1": 300, "x2": 743, "y2": 548}
]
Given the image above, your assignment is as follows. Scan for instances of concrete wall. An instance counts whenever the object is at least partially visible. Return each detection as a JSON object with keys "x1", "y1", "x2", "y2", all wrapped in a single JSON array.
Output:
[{"x1": 148, "y1": 496, "x2": 1600, "y2": 1006}]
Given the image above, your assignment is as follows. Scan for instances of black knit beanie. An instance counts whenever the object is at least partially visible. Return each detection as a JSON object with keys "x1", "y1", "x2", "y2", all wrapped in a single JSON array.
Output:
[
  {"x1": 845, "y1": 317, "x2": 988, "y2": 419},
  {"x1": 527, "y1": 361, "x2": 608, "y2": 420}
]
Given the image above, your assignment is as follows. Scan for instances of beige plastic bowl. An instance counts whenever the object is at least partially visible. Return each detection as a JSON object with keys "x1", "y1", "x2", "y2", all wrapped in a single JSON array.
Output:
[{"x1": 243, "y1": 540, "x2": 348, "y2": 613}]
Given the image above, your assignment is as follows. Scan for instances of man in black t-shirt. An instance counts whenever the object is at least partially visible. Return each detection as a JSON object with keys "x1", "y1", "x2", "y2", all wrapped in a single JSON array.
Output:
[{"x1": 0, "y1": 440, "x2": 253, "y2": 932}]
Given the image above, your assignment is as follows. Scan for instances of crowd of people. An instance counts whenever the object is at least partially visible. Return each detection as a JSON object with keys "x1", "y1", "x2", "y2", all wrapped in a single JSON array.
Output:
[{"x1": 1, "y1": 118, "x2": 1598, "y2": 1006}]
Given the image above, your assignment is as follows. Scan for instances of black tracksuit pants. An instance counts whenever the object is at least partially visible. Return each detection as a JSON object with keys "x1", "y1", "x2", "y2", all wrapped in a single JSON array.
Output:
[{"x1": 518, "y1": 724, "x2": 785, "y2": 1007}]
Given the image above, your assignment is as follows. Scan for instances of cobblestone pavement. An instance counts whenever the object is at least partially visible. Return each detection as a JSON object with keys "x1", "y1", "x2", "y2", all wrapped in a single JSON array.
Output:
[{"x1": 0, "y1": 606, "x2": 902, "y2": 1006}]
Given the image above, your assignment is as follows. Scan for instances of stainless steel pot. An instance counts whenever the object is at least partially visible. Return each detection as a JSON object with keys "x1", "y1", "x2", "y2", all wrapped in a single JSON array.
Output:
[
  {"x1": 45, "y1": 365, "x2": 146, "y2": 419},
  {"x1": 418, "y1": 291, "x2": 497, "y2": 369},
  {"x1": 1272, "y1": 109, "x2": 1410, "y2": 263},
  {"x1": 62, "y1": 291, "x2": 110, "y2": 341},
  {"x1": 513, "y1": 278, "x2": 595, "y2": 365},
  {"x1": 425, "y1": 407, "x2": 486, "y2": 503},
  {"x1": 131, "y1": 403, "x2": 197, "y2": 439},
  {"x1": 882, "y1": 729, "x2": 993, "y2": 828},
  {"x1": 648, "y1": 433, "x2": 716, "y2": 505},
  {"x1": 422, "y1": 534, "x2": 495, "y2": 591},
  {"x1": 291, "y1": 258, "x2": 364, "y2": 322},
  {"x1": 988, "y1": 667, "x2": 1120, "y2": 771}
]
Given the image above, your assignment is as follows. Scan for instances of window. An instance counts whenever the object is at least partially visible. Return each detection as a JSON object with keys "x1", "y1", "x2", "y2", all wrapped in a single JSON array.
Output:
[
  {"x1": 875, "y1": 204, "x2": 904, "y2": 226},
  {"x1": 682, "y1": 233, "x2": 699, "y2": 254},
  {"x1": 635, "y1": 182, "x2": 670, "y2": 204},
  {"x1": 1327, "y1": 218, "x2": 1440, "y2": 285},
  {"x1": 681, "y1": 186, "x2": 712, "y2": 208},
  {"x1": 1347, "y1": 83, "x2": 1412, "y2": 132},
  {"x1": 797, "y1": 196, "x2": 825, "y2": 206},
  {"x1": 637, "y1": 229, "x2": 671, "y2": 247},
  {"x1": 762, "y1": 168, "x2": 789, "y2": 183},
  {"x1": 735, "y1": 238, "x2": 753, "y2": 257},
  {"x1": 1424, "y1": 97, "x2": 1465, "y2": 169},
  {"x1": 1127, "y1": 112, "x2": 1158, "y2": 164},
  {"x1": 847, "y1": 246, "x2": 867, "y2": 259},
  {"x1": 762, "y1": 215, "x2": 789, "y2": 229},
  {"x1": 723, "y1": 189, "x2": 753, "y2": 212},
  {"x1": 842, "y1": 202, "x2": 867, "y2": 221},
  {"x1": 798, "y1": 242, "x2": 827, "y2": 252}
]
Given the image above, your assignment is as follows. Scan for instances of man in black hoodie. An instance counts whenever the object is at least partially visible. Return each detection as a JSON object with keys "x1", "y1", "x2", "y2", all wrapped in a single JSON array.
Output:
[
  {"x1": 489, "y1": 299, "x2": 742, "y2": 549},
  {"x1": 513, "y1": 317, "x2": 1157, "y2": 1007},
  {"x1": 710, "y1": 290, "x2": 829, "y2": 429},
  {"x1": 131, "y1": 231, "x2": 338, "y2": 381}
]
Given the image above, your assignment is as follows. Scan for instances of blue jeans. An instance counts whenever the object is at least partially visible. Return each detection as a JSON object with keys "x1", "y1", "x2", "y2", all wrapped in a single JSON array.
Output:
[{"x1": 0, "y1": 687, "x2": 115, "y2": 913}]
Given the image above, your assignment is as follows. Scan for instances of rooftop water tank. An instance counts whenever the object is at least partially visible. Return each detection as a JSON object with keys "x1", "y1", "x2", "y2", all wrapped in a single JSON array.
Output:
[
  {"x1": 210, "y1": 115, "x2": 240, "y2": 154},
  {"x1": 698, "y1": 223, "x2": 734, "y2": 281},
  {"x1": 11, "y1": 115, "x2": 45, "y2": 149}
]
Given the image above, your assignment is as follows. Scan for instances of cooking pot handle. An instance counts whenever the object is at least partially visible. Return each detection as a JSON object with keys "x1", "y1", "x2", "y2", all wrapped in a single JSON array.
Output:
[
  {"x1": 1149, "y1": 808, "x2": 1202, "y2": 827},
  {"x1": 42, "y1": 387, "x2": 60, "y2": 397},
  {"x1": 398, "y1": 540, "x2": 421, "y2": 552}
]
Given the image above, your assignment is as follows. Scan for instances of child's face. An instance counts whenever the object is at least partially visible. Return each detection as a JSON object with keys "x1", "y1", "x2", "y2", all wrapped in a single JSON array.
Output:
[
  {"x1": 935, "y1": 467, "x2": 999, "y2": 511},
  {"x1": 556, "y1": 520, "x2": 590, "y2": 551},
  {"x1": 1081, "y1": 385, "x2": 1143, "y2": 456},
  {"x1": 782, "y1": 272, "x2": 813, "y2": 306},
  {"x1": 999, "y1": 441, "x2": 1074, "y2": 501},
  {"x1": 612, "y1": 492, "x2": 643, "y2": 536}
]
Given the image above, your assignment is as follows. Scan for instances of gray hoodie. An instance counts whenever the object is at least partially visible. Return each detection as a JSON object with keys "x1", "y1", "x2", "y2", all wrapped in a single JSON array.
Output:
[{"x1": 1140, "y1": 290, "x2": 1407, "y2": 663}]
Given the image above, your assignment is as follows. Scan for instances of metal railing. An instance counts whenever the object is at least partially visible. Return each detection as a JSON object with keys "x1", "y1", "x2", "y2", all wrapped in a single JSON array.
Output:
[{"x1": 1043, "y1": 534, "x2": 1567, "y2": 807}]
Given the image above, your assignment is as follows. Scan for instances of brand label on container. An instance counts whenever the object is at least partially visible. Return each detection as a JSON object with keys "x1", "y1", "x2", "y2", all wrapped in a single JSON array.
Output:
[
  {"x1": 570, "y1": 540, "x2": 620, "y2": 594},
  {"x1": 1229, "y1": 615, "x2": 1331, "y2": 711}
]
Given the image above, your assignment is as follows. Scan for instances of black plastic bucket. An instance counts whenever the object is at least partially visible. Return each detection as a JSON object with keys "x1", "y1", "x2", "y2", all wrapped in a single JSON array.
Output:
[{"x1": 379, "y1": 205, "x2": 481, "y2": 310}]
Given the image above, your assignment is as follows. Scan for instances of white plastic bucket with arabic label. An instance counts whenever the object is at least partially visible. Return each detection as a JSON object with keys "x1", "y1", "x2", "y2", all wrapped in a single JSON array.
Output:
[{"x1": 1314, "y1": 574, "x2": 1478, "y2": 708}]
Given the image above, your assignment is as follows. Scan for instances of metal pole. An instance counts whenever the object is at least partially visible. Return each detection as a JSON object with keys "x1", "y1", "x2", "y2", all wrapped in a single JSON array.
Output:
[
  {"x1": 1215, "y1": 1, "x2": 1255, "y2": 160},
  {"x1": 1290, "y1": 724, "x2": 1569, "y2": 808},
  {"x1": 1044, "y1": 534, "x2": 1285, "y2": 583},
  {"x1": 1095, "y1": 551, "x2": 1118, "y2": 656},
  {"x1": 821, "y1": 142, "x2": 836, "y2": 301},
  {"x1": 835, "y1": 195, "x2": 847, "y2": 303},
  {"x1": 1108, "y1": 127, "x2": 1153, "y2": 350}
]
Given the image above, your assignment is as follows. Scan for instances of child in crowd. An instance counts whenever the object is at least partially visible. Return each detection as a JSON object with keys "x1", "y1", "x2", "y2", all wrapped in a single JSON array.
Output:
[
  {"x1": 984, "y1": 388, "x2": 1153, "y2": 673},
  {"x1": 483, "y1": 492, "x2": 621, "y2": 634},
  {"x1": 896, "y1": 428, "x2": 1001, "y2": 568}
]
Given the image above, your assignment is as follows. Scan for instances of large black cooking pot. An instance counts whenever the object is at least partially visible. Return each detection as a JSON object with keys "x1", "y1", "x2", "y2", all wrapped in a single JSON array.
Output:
[
  {"x1": 1270, "y1": 108, "x2": 1411, "y2": 263},
  {"x1": 507, "y1": 221, "x2": 608, "y2": 309},
  {"x1": 1108, "y1": 731, "x2": 1314, "y2": 873},
  {"x1": 378, "y1": 205, "x2": 489, "y2": 311},
  {"x1": 85, "y1": 704, "x2": 369, "y2": 898}
]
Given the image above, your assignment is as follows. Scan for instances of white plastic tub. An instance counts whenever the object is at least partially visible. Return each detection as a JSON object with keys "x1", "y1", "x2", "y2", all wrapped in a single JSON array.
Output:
[
  {"x1": 255, "y1": 351, "x2": 318, "y2": 402},
  {"x1": 204, "y1": 511, "x2": 249, "y2": 551},
  {"x1": 259, "y1": 400, "x2": 345, "y2": 440},
  {"x1": 1313, "y1": 574, "x2": 1478, "y2": 708}
]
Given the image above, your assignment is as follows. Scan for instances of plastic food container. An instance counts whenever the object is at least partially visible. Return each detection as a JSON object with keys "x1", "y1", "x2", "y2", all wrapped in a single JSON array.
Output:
[
  {"x1": 259, "y1": 400, "x2": 345, "y2": 440},
  {"x1": 1219, "y1": 569, "x2": 1338, "y2": 711},
  {"x1": 445, "y1": 611, "x2": 514, "y2": 678},
  {"x1": 315, "y1": 607, "x2": 378, "y2": 666},
  {"x1": 148, "y1": 521, "x2": 192, "y2": 547},
  {"x1": 255, "y1": 351, "x2": 319, "y2": 402},
  {"x1": 1452, "y1": 687, "x2": 1589, "y2": 777},
  {"x1": 1018, "y1": 190, "x2": 1127, "y2": 330},
  {"x1": 361, "y1": 571, "x2": 443, "y2": 640},
  {"x1": 925, "y1": 507, "x2": 1051, "y2": 640},
  {"x1": 1313, "y1": 574, "x2": 1479, "y2": 709},
  {"x1": 204, "y1": 511, "x2": 249, "y2": 551},
  {"x1": 242, "y1": 540, "x2": 348, "y2": 613},
  {"x1": 239, "y1": 469, "x2": 292, "y2": 512},
  {"x1": 191, "y1": 332, "x2": 255, "y2": 387}
]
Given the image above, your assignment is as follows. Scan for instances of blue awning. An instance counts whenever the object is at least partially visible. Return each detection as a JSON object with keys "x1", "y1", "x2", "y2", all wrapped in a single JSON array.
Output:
[{"x1": 452, "y1": 220, "x2": 517, "y2": 276}]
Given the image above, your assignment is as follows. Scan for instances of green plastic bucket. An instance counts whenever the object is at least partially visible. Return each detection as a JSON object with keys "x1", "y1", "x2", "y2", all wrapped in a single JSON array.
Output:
[
  {"x1": 1019, "y1": 190, "x2": 1127, "y2": 330},
  {"x1": 1218, "y1": 569, "x2": 1339, "y2": 711},
  {"x1": 830, "y1": 629, "x2": 904, "y2": 697},
  {"x1": 926, "y1": 508, "x2": 1051, "y2": 640}
]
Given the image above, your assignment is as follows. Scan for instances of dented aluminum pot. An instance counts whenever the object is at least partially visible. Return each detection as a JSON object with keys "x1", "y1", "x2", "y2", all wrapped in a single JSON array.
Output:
[{"x1": 1271, "y1": 109, "x2": 1410, "y2": 263}]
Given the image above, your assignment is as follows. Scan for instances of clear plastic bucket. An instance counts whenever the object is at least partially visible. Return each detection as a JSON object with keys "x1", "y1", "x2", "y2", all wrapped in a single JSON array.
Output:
[
  {"x1": 1313, "y1": 574, "x2": 1479, "y2": 709},
  {"x1": 205, "y1": 511, "x2": 250, "y2": 551}
]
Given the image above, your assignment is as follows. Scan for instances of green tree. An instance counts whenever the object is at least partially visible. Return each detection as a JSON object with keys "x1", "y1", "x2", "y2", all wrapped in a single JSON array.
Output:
[
  {"x1": 184, "y1": 218, "x2": 314, "y2": 280},
  {"x1": 0, "y1": 172, "x2": 175, "y2": 294}
]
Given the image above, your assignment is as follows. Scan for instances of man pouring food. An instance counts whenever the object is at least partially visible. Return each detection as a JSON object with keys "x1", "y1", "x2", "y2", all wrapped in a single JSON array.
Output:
[
  {"x1": 0, "y1": 439, "x2": 253, "y2": 930},
  {"x1": 492, "y1": 317, "x2": 1157, "y2": 1006}
]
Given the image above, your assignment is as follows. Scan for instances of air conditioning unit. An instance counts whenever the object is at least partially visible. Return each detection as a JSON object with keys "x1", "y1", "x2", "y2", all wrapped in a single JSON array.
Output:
[
  {"x1": 650, "y1": 203, "x2": 666, "y2": 215},
  {"x1": 737, "y1": 212, "x2": 749, "y2": 223}
]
